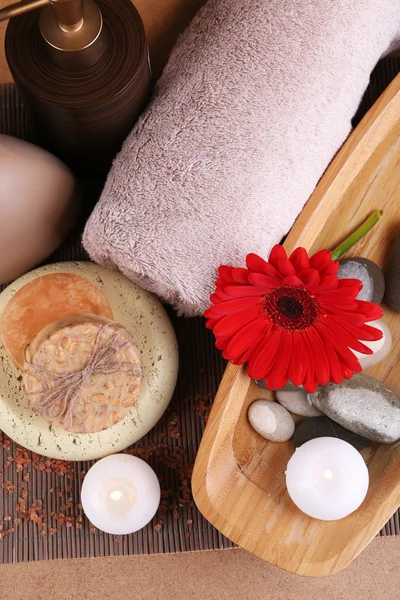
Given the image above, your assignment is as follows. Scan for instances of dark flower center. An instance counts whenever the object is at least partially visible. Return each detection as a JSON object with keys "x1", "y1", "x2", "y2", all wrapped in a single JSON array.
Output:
[
  {"x1": 264, "y1": 285, "x2": 318, "y2": 331},
  {"x1": 277, "y1": 296, "x2": 303, "y2": 319}
]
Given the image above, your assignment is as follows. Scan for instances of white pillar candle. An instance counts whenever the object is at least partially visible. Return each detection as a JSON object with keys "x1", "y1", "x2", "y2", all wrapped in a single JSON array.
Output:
[
  {"x1": 81, "y1": 454, "x2": 161, "y2": 535},
  {"x1": 353, "y1": 319, "x2": 392, "y2": 370},
  {"x1": 285, "y1": 437, "x2": 369, "y2": 520}
]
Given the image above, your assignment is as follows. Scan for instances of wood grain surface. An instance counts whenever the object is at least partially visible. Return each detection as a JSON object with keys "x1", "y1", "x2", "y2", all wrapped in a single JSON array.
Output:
[
  {"x1": 192, "y1": 74, "x2": 400, "y2": 577},
  {"x1": 0, "y1": 0, "x2": 205, "y2": 83}
]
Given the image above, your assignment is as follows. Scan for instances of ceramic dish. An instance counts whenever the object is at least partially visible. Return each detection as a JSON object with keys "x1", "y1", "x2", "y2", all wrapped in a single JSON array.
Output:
[{"x1": 0, "y1": 262, "x2": 178, "y2": 461}]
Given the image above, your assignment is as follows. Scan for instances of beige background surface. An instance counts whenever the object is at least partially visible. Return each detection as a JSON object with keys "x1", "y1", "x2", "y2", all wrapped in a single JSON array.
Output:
[
  {"x1": 0, "y1": 540, "x2": 399, "y2": 600},
  {"x1": 0, "y1": 0, "x2": 399, "y2": 598}
]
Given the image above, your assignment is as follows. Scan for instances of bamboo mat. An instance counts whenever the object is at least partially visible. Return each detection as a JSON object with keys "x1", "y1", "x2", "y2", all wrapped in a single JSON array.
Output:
[{"x1": 0, "y1": 57, "x2": 399, "y2": 563}]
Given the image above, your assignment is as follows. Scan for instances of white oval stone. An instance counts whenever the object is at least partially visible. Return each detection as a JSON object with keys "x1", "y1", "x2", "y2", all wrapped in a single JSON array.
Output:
[
  {"x1": 248, "y1": 400, "x2": 295, "y2": 442},
  {"x1": 353, "y1": 319, "x2": 392, "y2": 370},
  {"x1": 276, "y1": 390, "x2": 322, "y2": 417}
]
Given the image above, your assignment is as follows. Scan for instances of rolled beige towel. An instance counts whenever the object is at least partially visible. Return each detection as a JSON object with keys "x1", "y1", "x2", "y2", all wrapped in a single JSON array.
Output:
[{"x1": 83, "y1": 0, "x2": 400, "y2": 316}]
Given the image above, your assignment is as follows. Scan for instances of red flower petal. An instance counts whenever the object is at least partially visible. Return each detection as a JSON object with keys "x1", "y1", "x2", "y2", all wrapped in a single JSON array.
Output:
[
  {"x1": 205, "y1": 317, "x2": 222, "y2": 330},
  {"x1": 237, "y1": 343, "x2": 260, "y2": 365},
  {"x1": 319, "y1": 305, "x2": 366, "y2": 327},
  {"x1": 289, "y1": 247, "x2": 309, "y2": 271},
  {"x1": 307, "y1": 328, "x2": 330, "y2": 385},
  {"x1": 323, "y1": 317, "x2": 373, "y2": 354},
  {"x1": 319, "y1": 297, "x2": 359, "y2": 311},
  {"x1": 356, "y1": 300, "x2": 383, "y2": 322},
  {"x1": 206, "y1": 296, "x2": 261, "y2": 317},
  {"x1": 246, "y1": 253, "x2": 269, "y2": 273},
  {"x1": 317, "y1": 321, "x2": 362, "y2": 372},
  {"x1": 342, "y1": 364, "x2": 355, "y2": 379},
  {"x1": 246, "y1": 253, "x2": 282, "y2": 281},
  {"x1": 287, "y1": 333, "x2": 306, "y2": 386},
  {"x1": 224, "y1": 285, "x2": 275, "y2": 298},
  {"x1": 319, "y1": 261, "x2": 339, "y2": 277},
  {"x1": 309, "y1": 249, "x2": 332, "y2": 269},
  {"x1": 216, "y1": 338, "x2": 229, "y2": 350},
  {"x1": 218, "y1": 265, "x2": 236, "y2": 283},
  {"x1": 337, "y1": 278, "x2": 363, "y2": 291},
  {"x1": 213, "y1": 304, "x2": 263, "y2": 337},
  {"x1": 328, "y1": 313, "x2": 383, "y2": 342},
  {"x1": 247, "y1": 328, "x2": 283, "y2": 380},
  {"x1": 268, "y1": 245, "x2": 287, "y2": 268},
  {"x1": 210, "y1": 290, "x2": 231, "y2": 304},
  {"x1": 223, "y1": 318, "x2": 270, "y2": 361},
  {"x1": 281, "y1": 275, "x2": 304, "y2": 287},
  {"x1": 231, "y1": 268, "x2": 250, "y2": 284},
  {"x1": 298, "y1": 268, "x2": 320, "y2": 291},
  {"x1": 322, "y1": 339, "x2": 345, "y2": 384},
  {"x1": 362, "y1": 323, "x2": 385, "y2": 341},
  {"x1": 316, "y1": 276, "x2": 339, "y2": 292},
  {"x1": 300, "y1": 332, "x2": 318, "y2": 392},
  {"x1": 319, "y1": 288, "x2": 360, "y2": 300},
  {"x1": 248, "y1": 273, "x2": 281, "y2": 288},
  {"x1": 275, "y1": 259, "x2": 296, "y2": 278},
  {"x1": 265, "y1": 333, "x2": 293, "y2": 389}
]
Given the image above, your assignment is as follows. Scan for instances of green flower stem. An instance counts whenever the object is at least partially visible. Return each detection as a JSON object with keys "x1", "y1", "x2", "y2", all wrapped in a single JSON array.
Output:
[{"x1": 331, "y1": 210, "x2": 383, "y2": 261}]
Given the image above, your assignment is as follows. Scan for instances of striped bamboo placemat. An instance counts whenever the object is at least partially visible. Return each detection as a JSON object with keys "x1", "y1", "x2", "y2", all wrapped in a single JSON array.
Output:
[{"x1": 0, "y1": 57, "x2": 399, "y2": 563}]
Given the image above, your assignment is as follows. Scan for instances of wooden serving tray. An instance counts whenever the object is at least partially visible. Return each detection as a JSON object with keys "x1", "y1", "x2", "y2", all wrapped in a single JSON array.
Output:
[{"x1": 192, "y1": 74, "x2": 400, "y2": 577}]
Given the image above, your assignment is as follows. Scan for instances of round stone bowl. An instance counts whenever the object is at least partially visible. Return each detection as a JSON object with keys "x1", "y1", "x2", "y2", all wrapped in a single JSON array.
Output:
[{"x1": 0, "y1": 262, "x2": 179, "y2": 461}]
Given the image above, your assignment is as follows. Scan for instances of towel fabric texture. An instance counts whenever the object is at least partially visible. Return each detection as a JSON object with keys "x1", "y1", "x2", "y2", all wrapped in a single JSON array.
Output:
[{"x1": 83, "y1": 0, "x2": 400, "y2": 316}]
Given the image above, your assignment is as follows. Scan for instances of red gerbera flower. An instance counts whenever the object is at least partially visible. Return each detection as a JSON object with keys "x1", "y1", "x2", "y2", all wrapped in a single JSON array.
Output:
[{"x1": 205, "y1": 245, "x2": 383, "y2": 392}]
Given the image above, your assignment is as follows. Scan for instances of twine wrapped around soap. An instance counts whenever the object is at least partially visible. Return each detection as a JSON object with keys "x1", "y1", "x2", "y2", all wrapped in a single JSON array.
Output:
[{"x1": 25, "y1": 324, "x2": 142, "y2": 430}]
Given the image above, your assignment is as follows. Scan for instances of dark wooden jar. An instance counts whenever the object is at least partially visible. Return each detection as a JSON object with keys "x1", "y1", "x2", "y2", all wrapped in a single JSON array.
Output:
[{"x1": 5, "y1": 0, "x2": 151, "y2": 173}]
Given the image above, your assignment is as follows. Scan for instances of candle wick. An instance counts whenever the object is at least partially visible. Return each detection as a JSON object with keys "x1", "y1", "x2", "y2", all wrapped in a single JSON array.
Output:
[{"x1": 110, "y1": 490, "x2": 124, "y2": 501}]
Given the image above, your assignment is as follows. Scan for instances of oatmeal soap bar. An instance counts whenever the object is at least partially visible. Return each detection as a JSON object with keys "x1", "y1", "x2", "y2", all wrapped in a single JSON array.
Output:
[{"x1": 23, "y1": 314, "x2": 142, "y2": 434}]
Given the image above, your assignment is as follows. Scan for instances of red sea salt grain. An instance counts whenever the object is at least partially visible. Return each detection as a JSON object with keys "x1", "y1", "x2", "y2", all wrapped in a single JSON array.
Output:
[
  {"x1": 2, "y1": 481, "x2": 16, "y2": 494},
  {"x1": 0, "y1": 527, "x2": 15, "y2": 539},
  {"x1": 194, "y1": 393, "x2": 213, "y2": 421}
]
